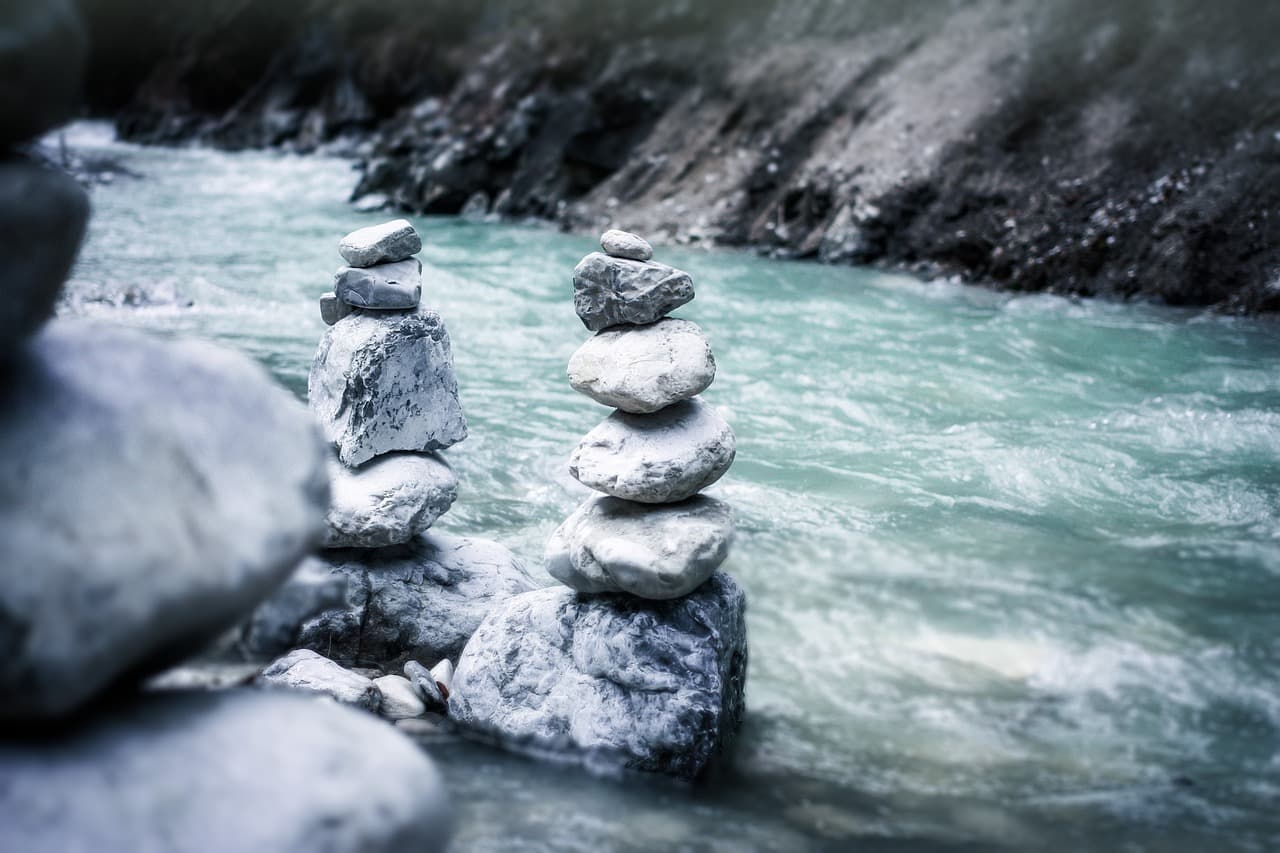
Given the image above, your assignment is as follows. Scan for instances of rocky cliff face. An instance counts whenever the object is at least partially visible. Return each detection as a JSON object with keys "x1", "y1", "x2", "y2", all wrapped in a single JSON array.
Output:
[{"x1": 82, "y1": 0, "x2": 1280, "y2": 311}]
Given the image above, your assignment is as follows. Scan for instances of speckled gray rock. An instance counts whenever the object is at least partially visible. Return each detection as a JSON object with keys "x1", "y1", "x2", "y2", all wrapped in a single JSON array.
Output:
[
  {"x1": 319, "y1": 292, "x2": 352, "y2": 325},
  {"x1": 567, "y1": 318, "x2": 715, "y2": 413},
  {"x1": 291, "y1": 533, "x2": 538, "y2": 666},
  {"x1": 546, "y1": 495, "x2": 732, "y2": 599},
  {"x1": 570, "y1": 397, "x2": 735, "y2": 503},
  {"x1": 322, "y1": 452, "x2": 457, "y2": 549},
  {"x1": 0, "y1": 160, "x2": 89, "y2": 359},
  {"x1": 239, "y1": 561, "x2": 349, "y2": 659},
  {"x1": 373, "y1": 675, "x2": 426, "y2": 719},
  {"x1": 0, "y1": 689, "x2": 452, "y2": 853},
  {"x1": 572, "y1": 252, "x2": 694, "y2": 331},
  {"x1": 404, "y1": 660, "x2": 445, "y2": 708},
  {"x1": 258, "y1": 649, "x2": 381, "y2": 711},
  {"x1": 0, "y1": 1, "x2": 87, "y2": 148},
  {"x1": 338, "y1": 218, "x2": 421, "y2": 267},
  {"x1": 308, "y1": 306, "x2": 467, "y2": 467},
  {"x1": 600, "y1": 229, "x2": 653, "y2": 261},
  {"x1": 334, "y1": 258, "x2": 422, "y2": 310},
  {"x1": 450, "y1": 572, "x2": 747, "y2": 778},
  {"x1": 0, "y1": 320, "x2": 329, "y2": 719}
]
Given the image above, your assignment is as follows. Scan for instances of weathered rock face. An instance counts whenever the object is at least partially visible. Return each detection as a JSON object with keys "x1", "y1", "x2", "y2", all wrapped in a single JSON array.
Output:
[
  {"x1": 90, "y1": 0, "x2": 1280, "y2": 311},
  {"x1": 258, "y1": 649, "x2": 381, "y2": 710},
  {"x1": 0, "y1": 320, "x2": 329, "y2": 719},
  {"x1": 308, "y1": 306, "x2": 467, "y2": 467},
  {"x1": 334, "y1": 257, "x2": 422, "y2": 309},
  {"x1": 570, "y1": 397, "x2": 736, "y2": 503},
  {"x1": 450, "y1": 572, "x2": 747, "y2": 778},
  {"x1": 258, "y1": 533, "x2": 537, "y2": 667},
  {"x1": 338, "y1": 218, "x2": 421, "y2": 267},
  {"x1": 322, "y1": 452, "x2": 457, "y2": 549},
  {"x1": 0, "y1": 160, "x2": 90, "y2": 360},
  {"x1": 0, "y1": 0, "x2": 87, "y2": 148},
  {"x1": 572, "y1": 252, "x2": 694, "y2": 331},
  {"x1": 0, "y1": 689, "x2": 452, "y2": 852},
  {"x1": 546, "y1": 495, "x2": 732, "y2": 599},
  {"x1": 568, "y1": 318, "x2": 715, "y2": 414}
]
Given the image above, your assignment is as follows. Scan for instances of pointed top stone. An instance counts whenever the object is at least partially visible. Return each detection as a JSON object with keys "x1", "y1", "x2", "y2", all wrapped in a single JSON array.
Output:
[
  {"x1": 600, "y1": 229, "x2": 653, "y2": 261},
  {"x1": 339, "y1": 218, "x2": 422, "y2": 267}
]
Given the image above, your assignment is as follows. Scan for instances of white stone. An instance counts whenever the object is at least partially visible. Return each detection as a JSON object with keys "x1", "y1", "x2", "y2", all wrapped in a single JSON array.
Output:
[
  {"x1": 373, "y1": 675, "x2": 426, "y2": 719},
  {"x1": 258, "y1": 650, "x2": 381, "y2": 711},
  {"x1": 546, "y1": 494, "x2": 732, "y2": 599},
  {"x1": 570, "y1": 397, "x2": 736, "y2": 503},
  {"x1": 430, "y1": 660, "x2": 454, "y2": 695},
  {"x1": 600, "y1": 229, "x2": 653, "y2": 261},
  {"x1": 338, "y1": 218, "x2": 421, "y2": 267},
  {"x1": 322, "y1": 452, "x2": 457, "y2": 548},
  {"x1": 567, "y1": 318, "x2": 715, "y2": 413}
]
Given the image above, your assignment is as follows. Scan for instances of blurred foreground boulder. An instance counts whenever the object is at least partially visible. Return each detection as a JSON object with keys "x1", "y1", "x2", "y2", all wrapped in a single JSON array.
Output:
[
  {"x1": 0, "y1": 0, "x2": 87, "y2": 148},
  {"x1": 0, "y1": 689, "x2": 451, "y2": 852},
  {"x1": 0, "y1": 320, "x2": 329, "y2": 718}
]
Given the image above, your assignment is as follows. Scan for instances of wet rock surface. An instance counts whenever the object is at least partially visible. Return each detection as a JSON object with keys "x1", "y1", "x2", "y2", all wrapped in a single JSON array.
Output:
[
  {"x1": 334, "y1": 258, "x2": 422, "y2": 310},
  {"x1": 0, "y1": 320, "x2": 328, "y2": 719},
  {"x1": 0, "y1": 689, "x2": 452, "y2": 852},
  {"x1": 450, "y1": 572, "x2": 748, "y2": 778}
]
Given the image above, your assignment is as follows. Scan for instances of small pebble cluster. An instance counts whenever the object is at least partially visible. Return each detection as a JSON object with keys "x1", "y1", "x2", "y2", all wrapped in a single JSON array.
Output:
[{"x1": 549, "y1": 230, "x2": 738, "y2": 599}]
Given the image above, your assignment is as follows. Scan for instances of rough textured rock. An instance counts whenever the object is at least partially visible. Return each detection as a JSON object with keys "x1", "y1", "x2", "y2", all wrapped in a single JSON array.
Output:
[
  {"x1": 308, "y1": 306, "x2": 467, "y2": 467},
  {"x1": 546, "y1": 495, "x2": 732, "y2": 599},
  {"x1": 259, "y1": 649, "x2": 381, "y2": 711},
  {"x1": 0, "y1": 0, "x2": 87, "y2": 148},
  {"x1": 338, "y1": 218, "x2": 421, "y2": 267},
  {"x1": 238, "y1": 560, "x2": 349, "y2": 659},
  {"x1": 334, "y1": 258, "x2": 422, "y2": 309},
  {"x1": 404, "y1": 660, "x2": 445, "y2": 708},
  {"x1": 90, "y1": 0, "x2": 1280, "y2": 311},
  {"x1": 570, "y1": 397, "x2": 736, "y2": 503},
  {"x1": 572, "y1": 252, "x2": 694, "y2": 331},
  {"x1": 0, "y1": 689, "x2": 452, "y2": 852},
  {"x1": 600, "y1": 229, "x2": 652, "y2": 261},
  {"x1": 373, "y1": 674, "x2": 426, "y2": 719},
  {"x1": 0, "y1": 160, "x2": 90, "y2": 360},
  {"x1": 319, "y1": 291, "x2": 351, "y2": 325},
  {"x1": 322, "y1": 452, "x2": 457, "y2": 549},
  {"x1": 568, "y1": 318, "x2": 715, "y2": 414},
  {"x1": 450, "y1": 572, "x2": 747, "y2": 778},
  {"x1": 0, "y1": 320, "x2": 329, "y2": 719},
  {"x1": 283, "y1": 533, "x2": 538, "y2": 667}
]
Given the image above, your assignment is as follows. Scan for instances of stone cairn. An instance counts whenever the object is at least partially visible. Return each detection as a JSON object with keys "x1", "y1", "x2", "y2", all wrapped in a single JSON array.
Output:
[{"x1": 448, "y1": 230, "x2": 748, "y2": 779}]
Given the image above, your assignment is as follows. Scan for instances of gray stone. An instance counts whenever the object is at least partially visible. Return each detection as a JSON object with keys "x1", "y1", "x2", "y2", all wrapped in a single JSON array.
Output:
[
  {"x1": 0, "y1": 1, "x2": 87, "y2": 148},
  {"x1": 308, "y1": 306, "x2": 467, "y2": 467},
  {"x1": 319, "y1": 292, "x2": 352, "y2": 325},
  {"x1": 546, "y1": 495, "x2": 733, "y2": 599},
  {"x1": 567, "y1": 318, "x2": 715, "y2": 413},
  {"x1": 238, "y1": 561, "x2": 349, "y2": 659},
  {"x1": 572, "y1": 252, "x2": 694, "y2": 331},
  {"x1": 600, "y1": 229, "x2": 653, "y2": 261},
  {"x1": 288, "y1": 533, "x2": 538, "y2": 667},
  {"x1": 259, "y1": 649, "x2": 381, "y2": 711},
  {"x1": 338, "y1": 218, "x2": 421, "y2": 267},
  {"x1": 0, "y1": 690, "x2": 452, "y2": 853},
  {"x1": 334, "y1": 258, "x2": 422, "y2": 309},
  {"x1": 449, "y1": 572, "x2": 747, "y2": 779},
  {"x1": 373, "y1": 674, "x2": 426, "y2": 719},
  {"x1": 322, "y1": 452, "x2": 457, "y2": 549},
  {"x1": 570, "y1": 397, "x2": 736, "y2": 503},
  {"x1": 0, "y1": 160, "x2": 89, "y2": 359},
  {"x1": 0, "y1": 320, "x2": 328, "y2": 719},
  {"x1": 405, "y1": 660, "x2": 445, "y2": 708}
]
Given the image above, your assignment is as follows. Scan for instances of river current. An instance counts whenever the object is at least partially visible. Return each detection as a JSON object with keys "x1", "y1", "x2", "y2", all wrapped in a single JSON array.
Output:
[{"x1": 62, "y1": 124, "x2": 1280, "y2": 852}]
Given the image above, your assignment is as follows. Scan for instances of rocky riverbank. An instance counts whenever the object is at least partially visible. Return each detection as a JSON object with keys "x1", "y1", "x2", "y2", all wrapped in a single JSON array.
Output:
[{"x1": 79, "y1": 0, "x2": 1280, "y2": 311}]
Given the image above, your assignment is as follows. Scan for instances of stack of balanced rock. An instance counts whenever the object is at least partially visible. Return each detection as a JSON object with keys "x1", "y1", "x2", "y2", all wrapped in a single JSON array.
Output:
[
  {"x1": 448, "y1": 231, "x2": 748, "y2": 779},
  {"x1": 254, "y1": 219, "x2": 534, "y2": 696}
]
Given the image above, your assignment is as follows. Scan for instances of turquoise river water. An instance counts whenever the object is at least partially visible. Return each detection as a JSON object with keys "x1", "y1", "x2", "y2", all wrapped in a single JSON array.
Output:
[{"x1": 61, "y1": 124, "x2": 1280, "y2": 852}]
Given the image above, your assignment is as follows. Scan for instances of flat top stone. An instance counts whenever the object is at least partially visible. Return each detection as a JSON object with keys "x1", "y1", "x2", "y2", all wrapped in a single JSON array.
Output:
[
  {"x1": 572, "y1": 252, "x2": 694, "y2": 332},
  {"x1": 600, "y1": 230, "x2": 653, "y2": 261},
  {"x1": 338, "y1": 219, "x2": 422, "y2": 267},
  {"x1": 567, "y1": 317, "x2": 716, "y2": 414},
  {"x1": 334, "y1": 258, "x2": 422, "y2": 310}
]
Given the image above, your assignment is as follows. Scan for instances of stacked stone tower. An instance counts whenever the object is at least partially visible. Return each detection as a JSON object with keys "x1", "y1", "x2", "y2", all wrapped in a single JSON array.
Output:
[{"x1": 448, "y1": 230, "x2": 748, "y2": 779}]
